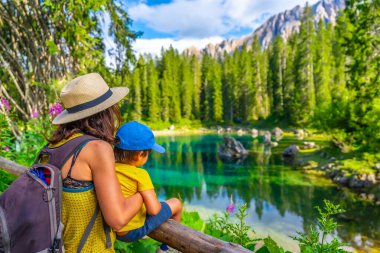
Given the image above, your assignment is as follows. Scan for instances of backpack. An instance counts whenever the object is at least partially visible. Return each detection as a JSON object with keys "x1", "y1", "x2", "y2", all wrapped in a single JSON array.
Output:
[{"x1": 0, "y1": 135, "x2": 111, "y2": 253}]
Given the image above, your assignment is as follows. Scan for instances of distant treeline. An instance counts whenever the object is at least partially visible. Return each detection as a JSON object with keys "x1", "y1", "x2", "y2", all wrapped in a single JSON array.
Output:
[{"x1": 126, "y1": 1, "x2": 379, "y2": 146}]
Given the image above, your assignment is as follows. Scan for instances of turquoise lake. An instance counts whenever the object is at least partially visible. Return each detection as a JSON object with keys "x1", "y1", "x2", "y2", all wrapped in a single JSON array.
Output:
[{"x1": 144, "y1": 134, "x2": 380, "y2": 252}]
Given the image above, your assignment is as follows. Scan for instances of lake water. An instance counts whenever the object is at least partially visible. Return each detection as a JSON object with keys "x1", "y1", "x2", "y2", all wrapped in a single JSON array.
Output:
[{"x1": 144, "y1": 134, "x2": 380, "y2": 253}]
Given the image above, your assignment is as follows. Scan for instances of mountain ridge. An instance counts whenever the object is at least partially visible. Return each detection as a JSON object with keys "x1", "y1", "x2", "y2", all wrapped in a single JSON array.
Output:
[{"x1": 198, "y1": 0, "x2": 345, "y2": 56}]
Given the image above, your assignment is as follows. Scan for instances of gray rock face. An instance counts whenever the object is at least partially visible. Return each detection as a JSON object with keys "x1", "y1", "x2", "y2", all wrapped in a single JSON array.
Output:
[
  {"x1": 200, "y1": 0, "x2": 345, "y2": 56},
  {"x1": 283, "y1": 145, "x2": 300, "y2": 157},
  {"x1": 218, "y1": 137, "x2": 248, "y2": 160}
]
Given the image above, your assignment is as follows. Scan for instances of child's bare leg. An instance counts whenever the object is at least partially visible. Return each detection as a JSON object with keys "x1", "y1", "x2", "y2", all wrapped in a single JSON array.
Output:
[{"x1": 165, "y1": 198, "x2": 182, "y2": 222}]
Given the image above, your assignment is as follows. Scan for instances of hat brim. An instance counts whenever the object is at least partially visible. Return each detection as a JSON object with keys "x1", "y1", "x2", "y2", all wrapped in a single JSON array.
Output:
[
  {"x1": 52, "y1": 87, "x2": 129, "y2": 125},
  {"x1": 152, "y1": 143, "x2": 165, "y2": 153}
]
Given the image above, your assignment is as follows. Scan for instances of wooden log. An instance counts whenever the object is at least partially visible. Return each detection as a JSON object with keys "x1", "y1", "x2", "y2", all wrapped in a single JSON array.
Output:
[
  {"x1": 0, "y1": 156, "x2": 253, "y2": 253},
  {"x1": 0, "y1": 156, "x2": 27, "y2": 176},
  {"x1": 149, "y1": 219, "x2": 252, "y2": 253}
]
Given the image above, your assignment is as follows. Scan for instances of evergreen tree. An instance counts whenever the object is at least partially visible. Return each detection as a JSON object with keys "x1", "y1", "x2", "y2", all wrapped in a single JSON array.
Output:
[
  {"x1": 329, "y1": 15, "x2": 349, "y2": 129},
  {"x1": 180, "y1": 55, "x2": 193, "y2": 119},
  {"x1": 137, "y1": 56, "x2": 148, "y2": 118},
  {"x1": 293, "y1": 5, "x2": 316, "y2": 126},
  {"x1": 129, "y1": 67, "x2": 142, "y2": 120},
  {"x1": 211, "y1": 58, "x2": 223, "y2": 122},
  {"x1": 160, "y1": 50, "x2": 172, "y2": 122},
  {"x1": 344, "y1": 0, "x2": 380, "y2": 143},
  {"x1": 146, "y1": 57, "x2": 160, "y2": 121},
  {"x1": 268, "y1": 36, "x2": 286, "y2": 115},
  {"x1": 200, "y1": 53, "x2": 211, "y2": 121},
  {"x1": 238, "y1": 44, "x2": 253, "y2": 122},
  {"x1": 191, "y1": 55, "x2": 202, "y2": 119},
  {"x1": 251, "y1": 36, "x2": 267, "y2": 119},
  {"x1": 283, "y1": 33, "x2": 297, "y2": 121},
  {"x1": 313, "y1": 19, "x2": 333, "y2": 127},
  {"x1": 222, "y1": 52, "x2": 237, "y2": 122}
]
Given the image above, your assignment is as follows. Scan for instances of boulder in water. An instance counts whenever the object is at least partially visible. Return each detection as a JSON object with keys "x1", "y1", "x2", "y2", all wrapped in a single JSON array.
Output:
[
  {"x1": 294, "y1": 129, "x2": 304, "y2": 136},
  {"x1": 271, "y1": 127, "x2": 283, "y2": 137},
  {"x1": 283, "y1": 145, "x2": 300, "y2": 157},
  {"x1": 218, "y1": 137, "x2": 248, "y2": 160},
  {"x1": 263, "y1": 132, "x2": 272, "y2": 145},
  {"x1": 303, "y1": 141, "x2": 317, "y2": 149}
]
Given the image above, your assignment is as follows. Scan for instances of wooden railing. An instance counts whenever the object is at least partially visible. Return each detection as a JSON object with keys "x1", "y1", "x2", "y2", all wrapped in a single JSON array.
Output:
[{"x1": 0, "y1": 156, "x2": 252, "y2": 253}]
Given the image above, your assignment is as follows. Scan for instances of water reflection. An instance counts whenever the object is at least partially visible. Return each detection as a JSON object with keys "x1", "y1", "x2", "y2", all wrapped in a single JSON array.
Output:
[{"x1": 144, "y1": 134, "x2": 380, "y2": 252}]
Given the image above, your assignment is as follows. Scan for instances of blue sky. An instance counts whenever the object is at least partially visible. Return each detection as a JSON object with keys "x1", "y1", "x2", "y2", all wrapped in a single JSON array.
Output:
[{"x1": 120, "y1": 0, "x2": 319, "y2": 55}]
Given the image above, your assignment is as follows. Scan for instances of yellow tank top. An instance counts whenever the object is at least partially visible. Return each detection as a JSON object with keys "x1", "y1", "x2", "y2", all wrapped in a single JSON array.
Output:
[{"x1": 49, "y1": 134, "x2": 116, "y2": 252}]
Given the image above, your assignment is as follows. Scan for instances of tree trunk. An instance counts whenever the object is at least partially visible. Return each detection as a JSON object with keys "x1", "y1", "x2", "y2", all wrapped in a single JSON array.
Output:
[
  {"x1": 0, "y1": 156, "x2": 27, "y2": 176},
  {"x1": 149, "y1": 219, "x2": 252, "y2": 253}
]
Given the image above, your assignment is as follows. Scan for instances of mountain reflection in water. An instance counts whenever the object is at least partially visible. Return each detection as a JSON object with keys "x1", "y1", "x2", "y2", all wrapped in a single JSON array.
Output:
[{"x1": 144, "y1": 134, "x2": 380, "y2": 253}]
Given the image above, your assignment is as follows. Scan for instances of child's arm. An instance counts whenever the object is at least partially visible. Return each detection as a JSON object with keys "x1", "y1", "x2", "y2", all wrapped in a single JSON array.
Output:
[{"x1": 140, "y1": 190, "x2": 161, "y2": 216}]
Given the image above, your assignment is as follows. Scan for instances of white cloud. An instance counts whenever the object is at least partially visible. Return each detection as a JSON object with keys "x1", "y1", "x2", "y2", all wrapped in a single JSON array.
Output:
[
  {"x1": 128, "y1": 0, "x2": 320, "y2": 38},
  {"x1": 132, "y1": 36, "x2": 225, "y2": 56}
]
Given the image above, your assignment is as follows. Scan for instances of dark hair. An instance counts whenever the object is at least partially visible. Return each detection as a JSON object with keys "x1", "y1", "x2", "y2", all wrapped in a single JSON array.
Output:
[
  {"x1": 48, "y1": 105, "x2": 121, "y2": 145},
  {"x1": 114, "y1": 147, "x2": 150, "y2": 163}
]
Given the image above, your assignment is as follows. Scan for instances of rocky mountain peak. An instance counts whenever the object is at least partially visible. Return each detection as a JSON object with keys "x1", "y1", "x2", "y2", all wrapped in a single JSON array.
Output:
[{"x1": 201, "y1": 0, "x2": 345, "y2": 56}]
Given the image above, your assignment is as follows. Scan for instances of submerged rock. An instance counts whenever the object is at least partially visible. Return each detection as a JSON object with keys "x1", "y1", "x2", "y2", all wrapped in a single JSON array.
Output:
[
  {"x1": 218, "y1": 137, "x2": 248, "y2": 161},
  {"x1": 283, "y1": 145, "x2": 300, "y2": 157}
]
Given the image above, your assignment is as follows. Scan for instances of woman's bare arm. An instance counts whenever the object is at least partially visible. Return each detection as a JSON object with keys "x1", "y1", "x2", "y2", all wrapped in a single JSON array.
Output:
[
  {"x1": 140, "y1": 189, "x2": 161, "y2": 216},
  {"x1": 87, "y1": 141, "x2": 143, "y2": 230}
]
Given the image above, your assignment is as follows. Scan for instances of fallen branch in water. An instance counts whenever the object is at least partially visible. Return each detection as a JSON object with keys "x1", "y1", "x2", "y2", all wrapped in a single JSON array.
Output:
[{"x1": 0, "y1": 156, "x2": 252, "y2": 253}]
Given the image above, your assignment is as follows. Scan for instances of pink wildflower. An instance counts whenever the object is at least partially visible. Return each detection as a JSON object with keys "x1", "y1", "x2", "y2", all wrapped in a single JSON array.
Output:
[
  {"x1": 226, "y1": 204, "x2": 234, "y2": 214},
  {"x1": 3, "y1": 147, "x2": 10, "y2": 151},
  {"x1": 48, "y1": 103, "x2": 63, "y2": 117},
  {"x1": 31, "y1": 110, "x2": 39, "y2": 119},
  {"x1": 0, "y1": 97, "x2": 10, "y2": 112},
  {"x1": 226, "y1": 195, "x2": 235, "y2": 214}
]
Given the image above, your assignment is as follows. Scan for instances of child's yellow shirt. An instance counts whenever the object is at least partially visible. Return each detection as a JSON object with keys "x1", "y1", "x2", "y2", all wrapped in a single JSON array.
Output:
[{"x1": 115, "y1": 163, "x2": 154, "y2": 233}]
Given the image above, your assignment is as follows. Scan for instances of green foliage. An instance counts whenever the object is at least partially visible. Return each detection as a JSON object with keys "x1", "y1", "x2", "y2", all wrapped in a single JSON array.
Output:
[
  {"x1": 114, "y1": 238, "x2": 160, "y2": 253},
  {"x1": 181, "y1": 210, "x2": 205, "y2": 231},
  {"x1": 205, "y1": 204, "x2": 256, "y2": 250},
  {"x1": 256, "y1": 237, "x2": 292, "y2": 253},
  {"x1": 291, "y1": 200, "x2": 348, "y2": 253}
]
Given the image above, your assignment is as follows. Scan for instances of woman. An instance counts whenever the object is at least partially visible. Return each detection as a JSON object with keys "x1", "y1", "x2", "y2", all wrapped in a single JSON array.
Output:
[{"x1": 48, "y1": 73, "x2": 143, "y2": 252}]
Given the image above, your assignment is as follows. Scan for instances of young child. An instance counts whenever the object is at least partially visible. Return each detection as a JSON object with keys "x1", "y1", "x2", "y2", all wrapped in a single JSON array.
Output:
[{"x1": 113, "y1": 121, "x2": 182, "y2": 253}]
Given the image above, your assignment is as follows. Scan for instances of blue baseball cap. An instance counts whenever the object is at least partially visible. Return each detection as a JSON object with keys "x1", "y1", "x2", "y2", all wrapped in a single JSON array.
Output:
[{"x1": 115, "y1": 121, "x2": 165, "y2": 153}]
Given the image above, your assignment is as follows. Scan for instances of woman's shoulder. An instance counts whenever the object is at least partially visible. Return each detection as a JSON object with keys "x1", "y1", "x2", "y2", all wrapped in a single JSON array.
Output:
[
  {"x1": 82, "y1": 138, "x2": 112, "y2": 153},
  {"x1": 81, "y1": 139, "x2": 114, "y2": 165}
]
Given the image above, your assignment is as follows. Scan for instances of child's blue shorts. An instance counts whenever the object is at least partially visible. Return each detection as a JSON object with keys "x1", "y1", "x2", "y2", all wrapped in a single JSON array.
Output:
[{"x1": 117, "y1": 202, "x2": 172, "y2": 242}]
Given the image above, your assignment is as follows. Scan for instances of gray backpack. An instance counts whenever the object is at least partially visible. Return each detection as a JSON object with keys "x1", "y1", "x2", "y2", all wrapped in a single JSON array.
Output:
[{"x1": 0, "y1": 135, "x2": 110, "y2": 253}]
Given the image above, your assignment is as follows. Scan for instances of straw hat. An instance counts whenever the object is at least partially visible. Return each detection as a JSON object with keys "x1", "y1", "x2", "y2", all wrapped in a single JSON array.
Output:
[{"x1": 52, "y1": 73, "x2": 129, "y2": 125}]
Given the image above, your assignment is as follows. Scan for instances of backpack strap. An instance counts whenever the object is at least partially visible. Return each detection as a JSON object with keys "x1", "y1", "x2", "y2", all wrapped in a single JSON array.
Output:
[
  {"x1": 77, "y1": 205, "x2": 112, "y2": 252},
  {"x1": 77, "y1": 205, "x2": 100, "y2": 253},
  {"x1": 35, "y1": 135, "x2": 99, "y2": 168}
]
